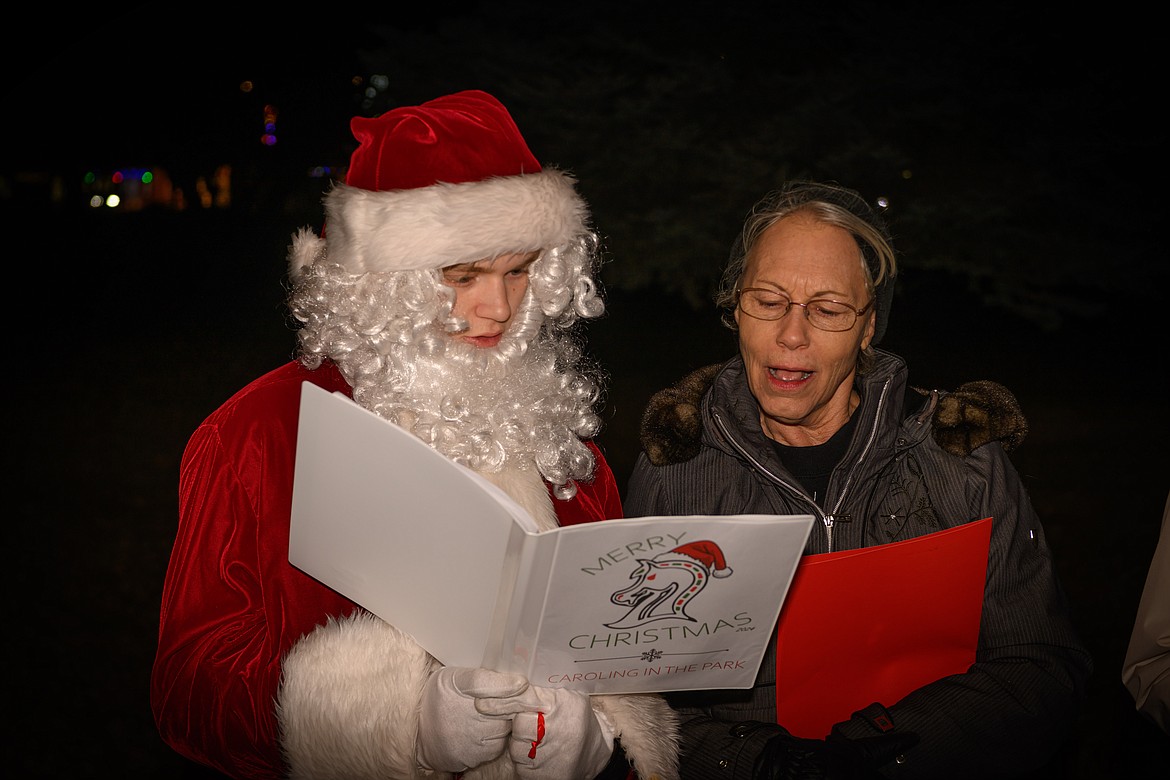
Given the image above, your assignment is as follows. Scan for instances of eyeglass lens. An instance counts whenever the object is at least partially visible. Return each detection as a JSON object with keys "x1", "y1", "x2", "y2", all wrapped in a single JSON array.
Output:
[{"x1": 738, "y1": 290, "x2": 858, "y2": 331}]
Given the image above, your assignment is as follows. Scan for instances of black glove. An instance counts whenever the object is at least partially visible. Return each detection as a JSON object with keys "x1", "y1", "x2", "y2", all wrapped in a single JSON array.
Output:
[{"x1": 752, "y1": 704, "x2": 918, "y2": 780}]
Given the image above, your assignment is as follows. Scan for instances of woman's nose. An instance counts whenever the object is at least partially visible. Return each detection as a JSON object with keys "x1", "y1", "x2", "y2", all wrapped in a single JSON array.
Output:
[{"x1": 773, "y1": 305, "x2": 812, "y2": 347}]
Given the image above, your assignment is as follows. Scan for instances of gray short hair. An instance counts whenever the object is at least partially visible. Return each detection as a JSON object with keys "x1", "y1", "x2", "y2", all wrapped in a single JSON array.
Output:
[{"x1": 715, "y1": 181, "x2": 898, "y2": 371}]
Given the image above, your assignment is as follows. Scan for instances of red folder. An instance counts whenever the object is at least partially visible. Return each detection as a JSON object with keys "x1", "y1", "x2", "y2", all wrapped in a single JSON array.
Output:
[{"x1": 774, "y1": 517, "x2": 992, "y2": 737}]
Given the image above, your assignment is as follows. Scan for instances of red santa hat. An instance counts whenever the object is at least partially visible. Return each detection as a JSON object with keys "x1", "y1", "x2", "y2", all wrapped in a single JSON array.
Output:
[
  {"x1": 660, "y1": 540, "x2": 733, "y2": 578},
  {"x1": 289, "y1": 90, "x2": 589, "y2": 278}
]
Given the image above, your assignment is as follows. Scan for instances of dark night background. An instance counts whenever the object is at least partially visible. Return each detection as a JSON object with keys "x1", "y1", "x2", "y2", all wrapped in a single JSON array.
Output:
[{"x1": 5, "y1": 3, "x2": 1167, "y2": 777}]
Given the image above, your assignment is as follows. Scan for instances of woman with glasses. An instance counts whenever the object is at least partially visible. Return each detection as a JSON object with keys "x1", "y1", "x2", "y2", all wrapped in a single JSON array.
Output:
[{"x1": 624, "y1": 181, "x2": 1091, "y2": 778}]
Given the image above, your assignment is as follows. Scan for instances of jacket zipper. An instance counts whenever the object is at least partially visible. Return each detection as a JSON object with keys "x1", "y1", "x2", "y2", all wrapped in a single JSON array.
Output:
[{"x1": 711, "y1": 376, "x2": 892, "y2": 552}]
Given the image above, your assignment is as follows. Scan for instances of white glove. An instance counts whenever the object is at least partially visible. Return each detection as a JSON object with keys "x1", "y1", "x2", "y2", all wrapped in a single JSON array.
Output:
[
  {"x1": 478, "y1": 684, "x2": 616, "y2": 779},
  {"x1": 416, "y1": 666, "x2": 530, "y2": 773}
]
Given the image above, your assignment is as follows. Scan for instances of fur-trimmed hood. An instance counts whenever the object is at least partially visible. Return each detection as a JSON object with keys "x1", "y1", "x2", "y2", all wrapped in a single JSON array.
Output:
[{"x1": 638, "y1": 360, "x2": 1028, "y2": 468}]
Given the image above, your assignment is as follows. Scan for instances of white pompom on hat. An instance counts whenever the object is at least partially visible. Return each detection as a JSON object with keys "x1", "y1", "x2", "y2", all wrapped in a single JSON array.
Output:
[{"x1": 289, "y1": 90, "x2": 589, "y2": 278}]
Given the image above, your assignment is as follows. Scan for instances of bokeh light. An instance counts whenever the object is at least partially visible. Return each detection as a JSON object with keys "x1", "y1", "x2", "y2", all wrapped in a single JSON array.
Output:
[{"x1": 261, "y1": 104, "x2": 278, "y2": 147}]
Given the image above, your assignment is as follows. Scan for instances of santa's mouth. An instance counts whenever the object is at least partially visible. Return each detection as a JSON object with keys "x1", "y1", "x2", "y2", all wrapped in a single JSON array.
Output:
[{"x1": 463, "y1": 333, "x2": 503, "y2": 348}]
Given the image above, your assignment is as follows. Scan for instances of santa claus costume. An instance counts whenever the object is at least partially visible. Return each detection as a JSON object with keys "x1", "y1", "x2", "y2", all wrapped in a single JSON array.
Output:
[{"x1": 151, "y1": 90, "x2": 680, "y2": 780}]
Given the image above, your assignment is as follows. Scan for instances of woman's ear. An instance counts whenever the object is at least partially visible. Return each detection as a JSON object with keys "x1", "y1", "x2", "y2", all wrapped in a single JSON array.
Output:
[{"x1": 860, "y1": 310, "x2": 876, "y2": 352}]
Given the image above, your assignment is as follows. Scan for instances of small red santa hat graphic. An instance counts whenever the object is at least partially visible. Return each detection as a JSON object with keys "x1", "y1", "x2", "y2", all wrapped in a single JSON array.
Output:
[{"x1": 659, "y1": 540, "x2": 733, "y2": 578}]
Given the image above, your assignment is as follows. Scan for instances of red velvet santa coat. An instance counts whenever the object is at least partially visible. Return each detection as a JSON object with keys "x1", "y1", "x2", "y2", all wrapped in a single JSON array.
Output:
[{"x1": 151, "y1": 360, "x2": 679, "y2": 779}]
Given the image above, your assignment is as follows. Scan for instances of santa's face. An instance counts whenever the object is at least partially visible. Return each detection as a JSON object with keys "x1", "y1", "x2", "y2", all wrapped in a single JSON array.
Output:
[
  {"x1": 441, "y1": 251, "x2": 539, "y2": 349},
  {"x1": 288, "y1": 244, "x2": 599, "y2": 495}
]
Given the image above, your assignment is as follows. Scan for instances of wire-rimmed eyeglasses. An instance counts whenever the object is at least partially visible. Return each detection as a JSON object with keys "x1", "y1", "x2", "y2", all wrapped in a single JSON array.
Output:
[{"x1": 735, "y1": 288, "x2": 873, "y2": 332}]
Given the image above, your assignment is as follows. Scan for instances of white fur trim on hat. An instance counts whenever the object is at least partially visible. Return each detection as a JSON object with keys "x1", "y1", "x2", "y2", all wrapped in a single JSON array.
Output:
[{"x1": 290, "y1": 169, "x2": 587, "y2": 279}]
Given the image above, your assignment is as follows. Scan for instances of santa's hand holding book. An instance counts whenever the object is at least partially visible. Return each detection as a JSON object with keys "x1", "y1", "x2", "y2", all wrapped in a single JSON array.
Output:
[{"x1": 418, "y1": 665, "x2": 615, "y2": 778}]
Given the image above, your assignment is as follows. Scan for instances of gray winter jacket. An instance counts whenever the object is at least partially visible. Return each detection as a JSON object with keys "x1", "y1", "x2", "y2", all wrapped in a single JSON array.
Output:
[{"x1": 624, "y1": 349, "x2": 1092, "y2": 779}]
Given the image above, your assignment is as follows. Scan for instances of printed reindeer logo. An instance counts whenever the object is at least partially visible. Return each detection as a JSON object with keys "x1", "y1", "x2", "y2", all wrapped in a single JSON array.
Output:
[{"x1": 605, "y1": 540, "x2": 733, "y2": 629}]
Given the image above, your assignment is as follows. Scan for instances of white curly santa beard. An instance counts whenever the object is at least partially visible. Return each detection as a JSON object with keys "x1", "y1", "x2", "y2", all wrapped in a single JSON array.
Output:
[{"x1": 333, "y1": 325, "x2": 600, "y2": 519}]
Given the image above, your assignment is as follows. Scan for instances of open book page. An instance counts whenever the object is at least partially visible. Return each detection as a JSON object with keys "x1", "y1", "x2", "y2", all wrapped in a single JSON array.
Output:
[
  {"x1": 289, "y1": 383, "x2": 536, "y2": 668},
  {"x1": 289, "y1": 382, "x2": 815, "y2": 693},
  {"x1": 512, "y1": 513, "x2": 814, "y2": 693}
]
